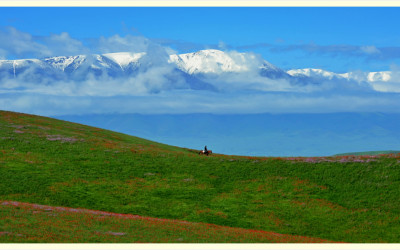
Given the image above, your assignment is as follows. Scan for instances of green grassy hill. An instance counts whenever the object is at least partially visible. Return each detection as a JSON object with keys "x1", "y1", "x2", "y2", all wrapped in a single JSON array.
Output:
[{"x1": 1, "y1": 110, "x2": 400, "y2": 243}]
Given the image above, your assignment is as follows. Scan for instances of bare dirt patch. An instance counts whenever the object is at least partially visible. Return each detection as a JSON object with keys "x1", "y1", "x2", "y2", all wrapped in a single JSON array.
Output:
[{"x1": 45, "y1": 134, "x2": 83, "y2": 143}]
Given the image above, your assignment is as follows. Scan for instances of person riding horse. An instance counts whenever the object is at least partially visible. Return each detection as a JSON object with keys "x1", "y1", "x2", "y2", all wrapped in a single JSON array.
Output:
[{"x1": 199, "y1": 146, "x2": 212, "y2": 155}]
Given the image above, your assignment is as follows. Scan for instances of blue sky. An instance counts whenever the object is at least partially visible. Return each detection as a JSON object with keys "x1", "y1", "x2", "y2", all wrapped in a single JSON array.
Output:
[{"x1": 1, "y1": 7, "x2": 400, "y2": 72}]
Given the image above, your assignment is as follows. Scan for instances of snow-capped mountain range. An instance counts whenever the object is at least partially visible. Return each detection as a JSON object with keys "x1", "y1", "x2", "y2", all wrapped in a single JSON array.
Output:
[
  {"x1": 0, "y1": 49, "x2": 285, "y2": 78},
  {"x1": 0, "y1": 49, "x2": 394, "y2": 86},
  {"x1": 287, "y1": 68, "x2": 393, "y2": 83}
]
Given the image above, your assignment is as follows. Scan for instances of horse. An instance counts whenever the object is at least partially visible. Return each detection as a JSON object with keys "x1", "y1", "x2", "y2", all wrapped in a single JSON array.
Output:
[{"x1": 199, "y1": 150, "x2": 212, "y2": 156}]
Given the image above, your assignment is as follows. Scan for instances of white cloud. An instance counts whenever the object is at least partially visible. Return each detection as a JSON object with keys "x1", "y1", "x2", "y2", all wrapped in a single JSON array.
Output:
[
  {"x1": 0, "y1": 27, "x2": 175, "y2": 60},
  {"x1": 0, "y1": 27, "x2": 92, "y2": 59},
  {"x1": 0, "y1": 64, "x2": 187, "y2": 97},
  {"x1": 96, "y1": 35, "x2": 150, "y2": 54},
  {"x1": 370, "y1": 82, "x2": 400, "y2": 93},
  {"x1": 360, "y1": 45, "x2": 381, "y2": 55},
  {"x1": 2, "y1": 90, "x2": 400, "y2": 117},
  {"x1": 0, "y1": 27, "x2": 50, "y2": 58},
  {"x1": 43, "y1": 32, "x2": 90, "y2": 57}
]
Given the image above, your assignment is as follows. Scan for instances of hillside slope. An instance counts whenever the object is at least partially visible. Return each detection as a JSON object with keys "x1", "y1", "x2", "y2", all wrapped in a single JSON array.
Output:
[{"x1": 1, "y1": 110, "x2": 400, "y2": 243}]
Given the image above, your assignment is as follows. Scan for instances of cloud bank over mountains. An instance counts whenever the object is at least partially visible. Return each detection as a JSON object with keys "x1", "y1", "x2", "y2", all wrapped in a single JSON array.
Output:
[{"x1": 1, "y1": 27, "x2": 400, "y2": 115}]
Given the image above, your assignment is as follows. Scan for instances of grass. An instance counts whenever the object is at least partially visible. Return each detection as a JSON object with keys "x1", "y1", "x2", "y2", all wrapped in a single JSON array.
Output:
[
  {"x1": 1, "y1": 110, "x2": 400, "y2": 243},
  {"x1": 0, "y1": 201, "x2": 334, "y2": 243}
]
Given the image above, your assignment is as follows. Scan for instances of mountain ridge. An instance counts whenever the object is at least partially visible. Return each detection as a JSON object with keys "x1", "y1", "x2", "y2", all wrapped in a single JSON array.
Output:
[
  {"x1": 1, "y1": 49, "x2": 391, "y2": 85},
  {"x1": 0, "y1": 49, "x2": 281, "y2": 78},
  {"x1": 287, "y1": 68, "x2": 393, "y2": 83},
  {"x1": 1, "y1": 49, "x2": 393, "y2": 84}
]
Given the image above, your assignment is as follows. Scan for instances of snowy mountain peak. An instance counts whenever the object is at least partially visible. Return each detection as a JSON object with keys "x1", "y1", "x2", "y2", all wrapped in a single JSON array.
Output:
[
  {"x1": 287, "y1": 68, "x2": 341, "y2": 79},
  {"x1": 102, "y1": 52, "x2": 146, "y2": 69},
  {"x1": 44, "y1": 55, "x2": 86, "y2": 71},
  {"x1": 169, "y1": 49, "x2": 265, "y2": 74},
  {"x1": 193, "y1": 49, "x2": 225, "y2": 56},
  {"x1": 41, "y1": 52, "x2": 146, "y2": 72}
]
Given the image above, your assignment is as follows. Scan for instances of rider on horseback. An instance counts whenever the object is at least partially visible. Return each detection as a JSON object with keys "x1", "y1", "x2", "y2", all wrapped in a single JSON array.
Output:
[{"x1": 204, "y1": 145, "x2": 208, "y2": 154}]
